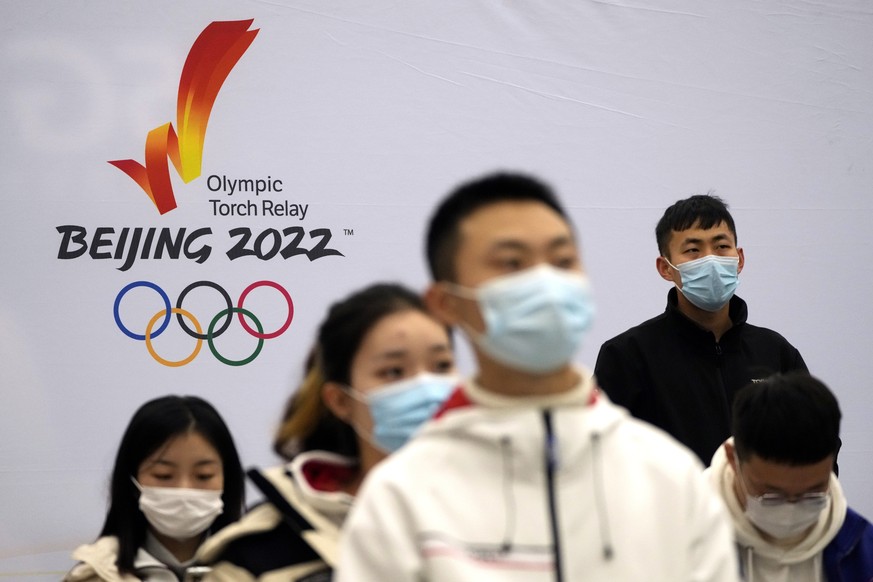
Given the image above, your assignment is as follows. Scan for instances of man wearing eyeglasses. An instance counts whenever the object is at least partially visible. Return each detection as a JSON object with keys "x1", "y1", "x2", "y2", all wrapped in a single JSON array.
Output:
[{"x1": 705, "y1": 371, "x2": 873, "y2": 581}]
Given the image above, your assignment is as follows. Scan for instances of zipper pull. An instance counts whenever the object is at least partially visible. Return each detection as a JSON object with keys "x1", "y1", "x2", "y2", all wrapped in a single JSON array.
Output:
[{"x1": 185, "y1": 566, "x2": 212, "y2": 582}]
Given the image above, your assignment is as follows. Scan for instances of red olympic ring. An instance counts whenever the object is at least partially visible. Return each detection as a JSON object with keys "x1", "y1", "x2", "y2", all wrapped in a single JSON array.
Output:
[{"x1": 237, "y1": 280, "x2": 294, "y2": 339}]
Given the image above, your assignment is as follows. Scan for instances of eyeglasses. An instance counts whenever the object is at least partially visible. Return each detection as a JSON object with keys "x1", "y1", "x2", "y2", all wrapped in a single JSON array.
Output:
[
  {"x1": 749, "y1": 491, "x2": 828, "y2": 508},
  {"x1": 736, "y1": 468, "x2": 829, "y2": 507}
]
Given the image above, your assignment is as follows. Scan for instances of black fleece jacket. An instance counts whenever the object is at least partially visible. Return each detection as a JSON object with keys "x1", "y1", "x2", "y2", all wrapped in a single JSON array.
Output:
[{"x1": 594, "y1": 288, "x2": 807, "y2": 465}]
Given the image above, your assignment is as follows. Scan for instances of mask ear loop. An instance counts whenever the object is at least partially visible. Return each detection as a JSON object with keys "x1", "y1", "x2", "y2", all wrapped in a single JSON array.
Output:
[
  {"x1": 342, "y1": 386, "x2": 390, "y2": 454},
  {"x1": 662, "y1": 256, "x2": 680, "y2": 271},
  {"x1": 438, "y1": 282, "x2": 492, "y2": 350}
]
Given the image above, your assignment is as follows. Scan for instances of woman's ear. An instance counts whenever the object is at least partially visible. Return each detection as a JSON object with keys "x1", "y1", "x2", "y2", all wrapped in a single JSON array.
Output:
[{"x1": 322, "y1": 381, "x2": 354, "y2": 422}]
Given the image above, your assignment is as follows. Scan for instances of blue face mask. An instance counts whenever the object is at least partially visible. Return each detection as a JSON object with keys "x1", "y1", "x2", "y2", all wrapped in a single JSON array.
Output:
[
  {"x1": 350, "y1": 373, "x2": 458, "y2": 453},
  {"x1": 452, "y1": 264, "x2": 595, "y2": 374},
  {"x1": 667, "y1": 254, "x2": 739, "y2": 312}
]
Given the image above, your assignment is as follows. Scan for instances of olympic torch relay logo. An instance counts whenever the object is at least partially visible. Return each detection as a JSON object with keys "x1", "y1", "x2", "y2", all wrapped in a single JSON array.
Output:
[{"x1": 110, "y1": 20, "x2": 259, "y2": 214}]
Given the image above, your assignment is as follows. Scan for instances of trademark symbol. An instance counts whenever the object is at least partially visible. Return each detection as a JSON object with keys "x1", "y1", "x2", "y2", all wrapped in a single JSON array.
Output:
[{"x1": 344, "y1": 228, "x2": 354, "y2": 236}]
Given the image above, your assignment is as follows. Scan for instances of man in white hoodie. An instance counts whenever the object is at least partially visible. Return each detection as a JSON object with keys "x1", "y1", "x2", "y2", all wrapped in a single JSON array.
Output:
[
  {"x1": 705, "y1": 371, "x2": 873, "y2": 581},
  {"x1": 336, "y1": 171, "x2": 739, "y2": 581}
]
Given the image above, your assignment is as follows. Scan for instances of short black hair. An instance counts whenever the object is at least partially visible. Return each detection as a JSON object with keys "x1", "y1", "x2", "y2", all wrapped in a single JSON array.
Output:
[
  {"x1": 655, "y1": 193, "x2": 737, "y2": 258},
  {"x1": 732, "y1": 372, "x2": 841, "y2": 466},
  {"x1": 99, "y1": 395, "x2": 245, "y2": 575},
  {"x1": 425, "y1": 171, "x2": 570, "y2": 282}
]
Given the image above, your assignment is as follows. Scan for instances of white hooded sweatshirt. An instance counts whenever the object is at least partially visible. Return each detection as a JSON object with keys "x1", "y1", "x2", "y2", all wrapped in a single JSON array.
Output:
[
  {"x1": 705, "y1": 440, "x2": 847, "y2": 582},
  {"x1": 337, "y1": 369, "x2": 739, "y2": 581}
]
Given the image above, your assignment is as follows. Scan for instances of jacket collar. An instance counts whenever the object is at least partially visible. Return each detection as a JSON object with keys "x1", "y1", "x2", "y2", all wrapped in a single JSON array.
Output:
[
  {"x1": 825, "y1": 507, "x2": 870, "y2": 560},
  {"x1": 459, "y1": 366, "x2": 595, "y2": 410},
  {"x1": 665, "y1": 287, "x2": 749, "y2": 339}
]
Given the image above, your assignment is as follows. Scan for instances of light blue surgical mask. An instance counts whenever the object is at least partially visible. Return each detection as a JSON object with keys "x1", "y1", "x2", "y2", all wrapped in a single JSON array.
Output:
[
  {"x1": 350, "y1": 373, "x2": 458, "y2": 453},
  {"x1": 450, "y1": 264, "x2": 595, "y2": 374},
  {"x1": 666, "y1": 254, "x2": 739, "y2": 312}
]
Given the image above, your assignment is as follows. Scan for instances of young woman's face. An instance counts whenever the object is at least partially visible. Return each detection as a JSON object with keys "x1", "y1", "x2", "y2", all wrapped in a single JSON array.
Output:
[
  {"x1": 347, "y1": 309, "x2": 455, "y2": 433},
  {"x1": 136, "y1": 430, "x2": 224, "y2": 491}
]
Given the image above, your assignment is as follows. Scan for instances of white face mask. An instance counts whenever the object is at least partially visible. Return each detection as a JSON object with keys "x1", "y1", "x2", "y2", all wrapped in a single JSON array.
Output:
[
  {"x1": 133, "y1": 478, "x2": 224, "y2": 540},
  {"x1": 450, "y1": 264, "x2": 595, "y2": 374},
  {"x1": 744, "y1": 495, "x2": 828, "y2": 539}
]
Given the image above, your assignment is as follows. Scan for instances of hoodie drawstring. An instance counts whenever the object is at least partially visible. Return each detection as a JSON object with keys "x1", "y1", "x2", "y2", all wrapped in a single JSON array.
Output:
[
  {"x1": 499, "y1": 435, "x2": 516, "y2": 554},
  {"x1": 745, "y1": 546, "x2": 753, "y2": 582},
  {"x1": 591, "y1": 432, "x2": 614, "y2": 561},
  {"x1": 498, "y1": 409, "x2": 616, "y2": 578}
]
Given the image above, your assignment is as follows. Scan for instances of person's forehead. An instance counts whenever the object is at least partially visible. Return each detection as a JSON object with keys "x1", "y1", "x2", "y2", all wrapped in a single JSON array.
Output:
[
  {"x1": 669, "y1": 220, "x2": 735, "y2": 244},
  {"x1": 358, "y1": 310, "x2": 446, "y2": 355},
  {"x1": 458, "y1": 200, "x2": 573, "y2": 246},
  {"x1": 146, "y1": 431, "x2": 220, "y2": 462},
  {"x1": 744, "y1": 454, "x2": 832, "y2": 487}
]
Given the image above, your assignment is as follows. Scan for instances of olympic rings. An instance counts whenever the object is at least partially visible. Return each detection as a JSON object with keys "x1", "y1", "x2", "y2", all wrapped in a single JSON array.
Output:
[{"x1": 114, "y1": 280, "x2": 294, "y2": 366}]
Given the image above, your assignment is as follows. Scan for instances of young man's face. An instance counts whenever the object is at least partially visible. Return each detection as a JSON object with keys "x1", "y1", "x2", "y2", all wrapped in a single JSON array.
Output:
[
  {"x1": 432, "y1": 200, "x2": 582, "y2": 333},
  {"x1": 657, "y1": 220, "x2": 744, "y2": 286},
  {"x1": 726, "y1": 443, "x2": 833, "y2": 509}
]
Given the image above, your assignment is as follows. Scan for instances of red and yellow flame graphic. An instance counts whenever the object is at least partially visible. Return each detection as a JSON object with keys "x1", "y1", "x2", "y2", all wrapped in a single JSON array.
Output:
[{"x1": 110, "y1": 20, "x2": 259, "y2": 214}]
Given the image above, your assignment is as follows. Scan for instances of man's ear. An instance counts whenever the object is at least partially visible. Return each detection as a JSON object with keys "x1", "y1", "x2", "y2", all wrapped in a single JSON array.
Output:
[
  {"x1": 737, "y1": 247, "x2": 745, "y2": 275},
  {"x1": 656, "y1": 255, "x2": 676, "y2": 283},
  {"x1": 424, "y1": 282, "x2": 461, "y2": 326},
  {"x1": 322, "y1": 382, "x2": 353, "y2": 422},
  {"x1": 724, "y1": 441, "x2": 738, "y2": 472}
]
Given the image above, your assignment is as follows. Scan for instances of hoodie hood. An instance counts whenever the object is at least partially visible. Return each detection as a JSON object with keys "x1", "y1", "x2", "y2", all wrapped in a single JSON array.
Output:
[
  {"x1": 418, "y1": 366, "x2": 624, "y2": 476},
  {"x1": 287, "y1": 450, "x2": 356, "y2": 526},
  {"x1": 66, "y1": 536, "x2": 165, "y2": 582},
  {"x1": 707, "y1": 439, "x2": 846, "y2": 570},
  {"x1": 460, "y1": 366, "x2": 596, "y2": 410}
]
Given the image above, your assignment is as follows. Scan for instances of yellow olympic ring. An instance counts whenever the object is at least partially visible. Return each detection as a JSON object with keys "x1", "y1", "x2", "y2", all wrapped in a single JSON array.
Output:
[{"x1": 145, "y1": 307, "x2": 203, "y2": 367}]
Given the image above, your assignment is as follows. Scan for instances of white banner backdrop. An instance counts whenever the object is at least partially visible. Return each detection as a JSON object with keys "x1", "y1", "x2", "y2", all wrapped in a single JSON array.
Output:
[{"x1": 1, "y1": 1, "x2": 871, "y2": 578}]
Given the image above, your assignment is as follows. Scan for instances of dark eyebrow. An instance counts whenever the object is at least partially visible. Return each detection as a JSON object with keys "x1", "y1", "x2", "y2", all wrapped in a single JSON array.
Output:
[
  {"x1": 488, "y1": 234, "x2": 575, "y2": 253},
  {"x1": 488, "y1": 240, "x2": 529, "y2": 252},
  {"x1": 372, "y1": 342, "x2": 452, "y2": 362},
  {"x1": 680, "y1": 231, "x2": 733, "y2": 245},
  {"x1": 149, "y1": 458, "x2": 219, "y2": 468},
  {"x1": 805, "y1": 479, "x2": 830, "y2": 493},
  {"x1": 547, "y1": 235, "x2": 575, "y2": 250},
  {"x1": 372, "y1": 349, "x2": 408, "y2": 361}
]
